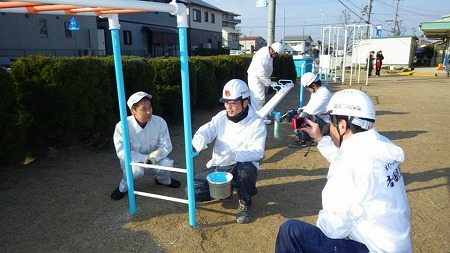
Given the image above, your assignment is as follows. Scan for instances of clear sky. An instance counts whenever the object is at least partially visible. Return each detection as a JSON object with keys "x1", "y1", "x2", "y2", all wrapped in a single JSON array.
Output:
[{"x1": 207, "y1": 0, "x2": 450, "y2": 43}]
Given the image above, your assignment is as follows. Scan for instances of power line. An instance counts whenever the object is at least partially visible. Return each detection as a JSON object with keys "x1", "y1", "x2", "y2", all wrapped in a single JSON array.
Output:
[
  {"x1": 337, "y1": 0, "x2": 364, "y2": 20},
  {"x1": 343, "y1": 0, "x2": 362, "y2": 10}
]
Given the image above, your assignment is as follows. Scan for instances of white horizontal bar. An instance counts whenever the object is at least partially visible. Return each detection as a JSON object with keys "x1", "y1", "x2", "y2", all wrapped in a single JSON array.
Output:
[
  {"x1": 130, "y1": 162, "x2": 187, "y2": 174},
  {"x1": 134, "y1": 191, "x2": 188, "y2": 204}
]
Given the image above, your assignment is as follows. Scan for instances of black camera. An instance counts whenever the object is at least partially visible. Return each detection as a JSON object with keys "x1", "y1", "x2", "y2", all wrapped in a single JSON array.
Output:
[{"x1": 291, "y1": 117, "x2": 308, "y2": 129}]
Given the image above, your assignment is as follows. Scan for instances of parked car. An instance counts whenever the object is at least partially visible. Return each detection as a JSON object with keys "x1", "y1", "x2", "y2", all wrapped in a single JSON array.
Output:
[
  {"x1": 229, "y1": 50, "x2": 247, "y2": 55},
  {"x1": 1, "y1": 66, "x2": 11, "y2": 72}
]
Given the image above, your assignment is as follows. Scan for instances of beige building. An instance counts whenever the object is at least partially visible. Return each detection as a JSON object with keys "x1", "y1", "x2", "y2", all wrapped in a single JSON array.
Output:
[{"x1": 240, "y1": 36, "x2": 267, "y2": 53}]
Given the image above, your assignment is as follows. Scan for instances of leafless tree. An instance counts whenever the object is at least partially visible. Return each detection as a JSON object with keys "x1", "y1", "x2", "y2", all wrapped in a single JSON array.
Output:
[
  {"x1": 338, "y1": 9, "x2": 354, "y2": 53},
  {"x1": 396, "y1": 19, "x2": 407, "y2": 36}
]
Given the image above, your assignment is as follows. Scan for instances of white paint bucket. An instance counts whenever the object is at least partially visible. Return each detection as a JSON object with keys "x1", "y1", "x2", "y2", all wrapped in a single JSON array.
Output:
[{"x1": 206, "y1": 171, "x2": 233, "y2": 199}]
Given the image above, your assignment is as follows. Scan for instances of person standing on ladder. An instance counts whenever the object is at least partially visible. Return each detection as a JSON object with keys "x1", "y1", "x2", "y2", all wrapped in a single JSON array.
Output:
[{"x1": 247, "y1": 42, "x2": 284, "y2": 124}]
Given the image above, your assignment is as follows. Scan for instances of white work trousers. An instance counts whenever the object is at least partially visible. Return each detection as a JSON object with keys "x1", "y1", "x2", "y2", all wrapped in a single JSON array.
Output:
[
  {"x1": 119, "y1": 157, "x2": 173, "y2": 192},
  {"x1": 247, "y1": 75, "x2": 266, "y2": 112}
]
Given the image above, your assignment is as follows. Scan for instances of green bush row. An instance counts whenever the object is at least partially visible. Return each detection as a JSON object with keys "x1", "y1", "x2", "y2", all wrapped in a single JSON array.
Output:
[{"x1": 0, "y1": 54, "x2": 296, "y2": 164}]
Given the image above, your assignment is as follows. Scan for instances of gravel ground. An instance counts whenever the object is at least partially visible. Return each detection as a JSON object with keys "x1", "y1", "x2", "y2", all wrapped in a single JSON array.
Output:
[{"x1": 1, "y1": 72, "x2": 449, "y2": 252}]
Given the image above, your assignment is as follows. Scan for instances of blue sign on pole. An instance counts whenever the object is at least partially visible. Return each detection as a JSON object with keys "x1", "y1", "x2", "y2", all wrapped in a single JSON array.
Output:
[
  {"x1": 376, "y1": 25, "x2": 382, "y2": 38},
  {"x1": 68, "y1": 17, "x2": 80, "y2": 31}
]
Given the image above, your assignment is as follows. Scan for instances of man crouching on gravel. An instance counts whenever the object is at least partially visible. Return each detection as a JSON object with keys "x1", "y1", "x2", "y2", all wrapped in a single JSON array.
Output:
[
  {"x1": 192, "y1": 79, "x2": 267, "y2": 224},
  {"x1": 111, "y1": 91, "x2": 181, "y2": 201}
]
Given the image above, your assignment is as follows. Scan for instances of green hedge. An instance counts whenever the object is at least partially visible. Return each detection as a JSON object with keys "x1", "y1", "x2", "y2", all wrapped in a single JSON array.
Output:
[
  {"x1": 12, "y1": 55, "x2": 113, "y2": 153},
  {"x1": 0, "y1": 67, "x2": 24, "y2": 163},
  {"x1": 0, "y1": 53, "x2": 295, "y2": 164}
]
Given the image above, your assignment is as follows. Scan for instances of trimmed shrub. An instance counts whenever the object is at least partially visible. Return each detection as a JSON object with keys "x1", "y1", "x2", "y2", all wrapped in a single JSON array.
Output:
[
  {"x1": 12, "y1": 55, "x2": 113, "y2": 153},
  {"x1": 0, "y1": 67, "x2": 25, "y2": 164},
  {"x1": 189, "y1": 57, "x2": 217, "y2": 109}
]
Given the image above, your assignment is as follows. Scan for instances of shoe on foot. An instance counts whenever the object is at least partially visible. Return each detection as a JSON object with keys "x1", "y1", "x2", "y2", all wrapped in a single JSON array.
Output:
[
  {"x1": 155, "y1": 178, "x2": 182, "y2": 188},
  {"x1": 288, "y1": 140, "x2": 307, "y2": 148},
  {"x1": 264, "y1": 119, "x2": 272, "y2": 125},
  {"x1": 236, "y1": 200, "x2": 251, "y2": 224},
  {"x1": 111, "y1": 186, "x2": 126, "y2": 200}
]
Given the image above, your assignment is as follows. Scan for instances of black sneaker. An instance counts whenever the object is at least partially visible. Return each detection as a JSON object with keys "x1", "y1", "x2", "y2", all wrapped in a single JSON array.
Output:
[
  {"x1": 111, "y1": 186, "x2": 126, "y2": 200},
  {"x1": 288, "y1": 140, "x2": 307, "y2": 148},
  {"x1": 155, "y1": 178, "x2": 182, "y2": 188},
  {"x1": 236, "y1": 200, "x2": 251, "y2": 224}
]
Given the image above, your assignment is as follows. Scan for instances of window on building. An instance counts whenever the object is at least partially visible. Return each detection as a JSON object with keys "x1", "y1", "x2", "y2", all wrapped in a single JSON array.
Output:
[
  {"x1": 193, "y1": 9, "x2": 201, "y2": 22},
  {"x1": 64, "y1": 22, "x2": 72, "y2": 38},
  {"x1": 231, "y1": 34, "x2": 238, "y2": 41},
  {"x1": 39, "y1": 19, "x2": 48, "y2": 37},
  {"x1": 211, "y1": 13, "x2": 215, "y2": 23},
  {"x1": 123, "y1": 30, "x2": 132, "y2": 45},
  {"x1": 204, "y1": 11, "x2": 209, "y2": 22}
]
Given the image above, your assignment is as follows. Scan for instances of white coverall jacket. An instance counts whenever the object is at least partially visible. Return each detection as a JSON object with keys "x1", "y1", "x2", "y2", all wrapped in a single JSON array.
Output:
[
  {"x1": 113, "y1": 115, "x2": 173, "y2": 192},
  {"x1": 247, "y1": 47, "x2": 273, "y2": 112},
  {"x1": 316, "y1": 129, "x2": 412, "y2": 253},
  {"x1": 301, "y1": 86, "x2": 332, "y2": 123},
  {"x1": 193, "y1": 105, "x2": 266, "y2": 169}
]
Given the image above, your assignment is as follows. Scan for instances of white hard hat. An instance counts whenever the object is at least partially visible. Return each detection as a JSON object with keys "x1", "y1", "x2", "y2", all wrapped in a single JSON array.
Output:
[
  {"x1": 301, "y1": 72, "x2": 320, "y2": 87},
  {"x1": 271, "y1": 42, "x2": 283, "y2": 55},
  {"x1": 127, "y1": 91, "x2": 152, "y2": 109},
  {"x1": 219, "y1": 79, "x2": 250, "y2": 103},
  {"x1": 327, "y1": 89, "x2": 375, "y2": 129}
]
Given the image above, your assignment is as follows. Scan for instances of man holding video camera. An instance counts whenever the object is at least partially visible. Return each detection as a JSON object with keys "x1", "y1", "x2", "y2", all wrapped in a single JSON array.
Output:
[
  {"x1": 275, "y1": 89, "x2": 411, "y2": 253},
  {"x1": 287, "y1": 72, "x2": 331, "y2": 148}
]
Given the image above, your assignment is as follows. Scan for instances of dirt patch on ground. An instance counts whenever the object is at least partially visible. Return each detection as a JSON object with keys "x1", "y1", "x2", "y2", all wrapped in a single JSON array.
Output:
[{"x1": 1, "y1": 73, "x2": 449, "y2": 252}]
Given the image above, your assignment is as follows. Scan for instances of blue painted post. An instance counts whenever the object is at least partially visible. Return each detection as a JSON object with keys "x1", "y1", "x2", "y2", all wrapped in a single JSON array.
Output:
[
  {"x1": 178, "y1": 27, "x2": 196, "y2": 227},
  {"x1": 169, "y1": 2, "x2": 196, "y2": 227},
  {"x1": 299, "y1": 85, "x2": 304, "y2": 108},
  {"x1": 108, "y1": 15, "x2": 136, "y2": 214},
  {"x1": 299, "y1": 63, "x2": 305, "y2": 107}
]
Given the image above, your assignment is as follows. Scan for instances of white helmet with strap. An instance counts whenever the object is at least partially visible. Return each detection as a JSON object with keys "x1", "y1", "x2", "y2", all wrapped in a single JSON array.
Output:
[
  {"x1": 327, "y1": 89, "x2": 375, "y2": 129},
  {"x1": 271, "y1": 42, "x2": 283, "y2": 55},
  {"x1": 300, "y1": 72, "x2": 320, "y2": 87},
  {"x1": 219, "y1": 79, "x2": 250, "y2": 103}
]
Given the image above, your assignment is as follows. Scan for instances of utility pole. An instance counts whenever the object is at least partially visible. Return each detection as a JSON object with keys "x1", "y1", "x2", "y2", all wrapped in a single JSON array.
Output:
[
  {"x1": 282, "y1": 8, "x2": 285, "y2": 46},
  {"x1": 319, "y1": 10, "x2": 324, "y2": 52},
  {"x1": 393, "y1": 0, "x2": 400, "y2": 36},
  {"x1": 366, "y1": 0, "x2": 373, "y2": 37},
  {"x1": 267, "y1": 0, "x2": 276, "y2": 46}
]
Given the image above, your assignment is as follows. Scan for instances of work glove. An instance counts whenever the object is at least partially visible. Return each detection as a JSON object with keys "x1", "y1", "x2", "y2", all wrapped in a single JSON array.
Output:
[
  {"x1": 206, "y1": 158, "x2": 218, "y2": 168},
  {"x1": 145, "y1": 157, "x2": 157, "y2": 165},
  {"x1": 217, "y1": 150, "x2": 236, "y2": 166},
  {"x1": 270, "y1": 81, "x2": 278, "y2": 87},
  {"x1": 192, "y1": 135, "x2": 208, "y2": 153},
  {"x1": 145, "y1": 151, "x2": 159, "y2": 165}
]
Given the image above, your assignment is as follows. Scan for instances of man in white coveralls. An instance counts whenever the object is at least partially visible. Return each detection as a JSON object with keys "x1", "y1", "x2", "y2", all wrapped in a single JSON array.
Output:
[
  {"x1": 111, "y1": 91, "x2": 181, "y2": 200},
  {"x1": 247, "y1": 42, "x2": 284, "y2": 124},
  {"x1": 275, "y1": 89, "x2": 412, "y2": 252},
  {"x1": 192, "y1": 79, "x2": 267, "y2": 224}
]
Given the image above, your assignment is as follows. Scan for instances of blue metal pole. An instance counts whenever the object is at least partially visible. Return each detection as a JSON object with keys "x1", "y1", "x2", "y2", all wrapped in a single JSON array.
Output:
[
  {"x1": 299, "y1": 85, "x2": 304, "y2": 108},
  {"x1": 299, "y1": 64, "x2": 305, "y2": 107},
  {"x1": 110, "y1": 20, "x2": 136, "y2": 214},
  {"x1": 178, "y1": 27, "x2": 196, "y2": 227}
]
